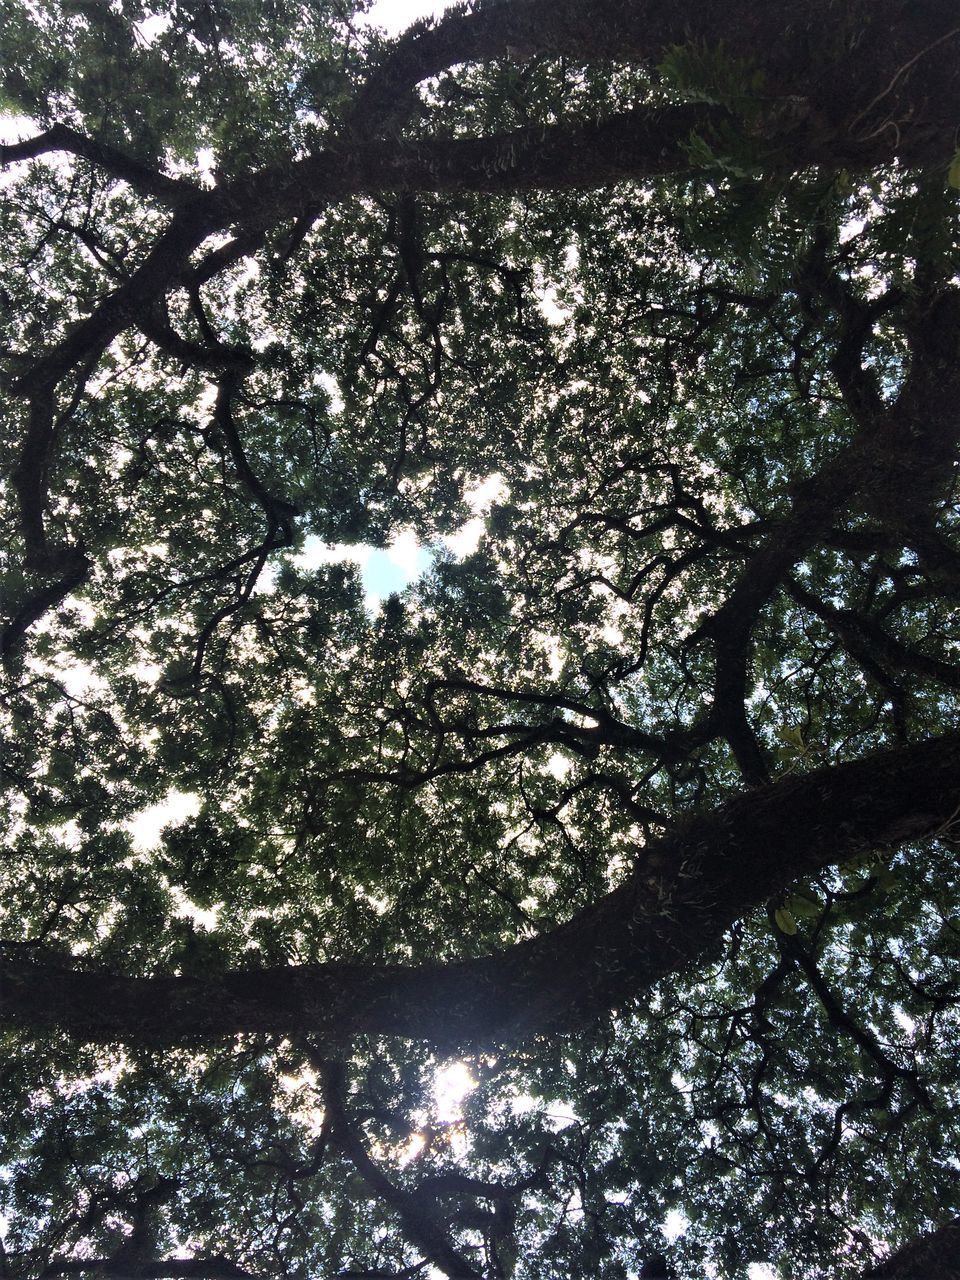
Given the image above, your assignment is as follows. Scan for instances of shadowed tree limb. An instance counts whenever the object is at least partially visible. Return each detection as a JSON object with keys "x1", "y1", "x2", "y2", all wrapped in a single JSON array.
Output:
[
  {"x1": 692, "y1": 285, "x2": 960, "y2": 781},
  {"x1": 34, "y1": 1259, "x2": 257, "y2": 1279},
  {"x1": 348, "y1": 0, "x2": 960, "y2": 165},
  {"x1": 863, "y1": 1217, "x2": 960, "y2": 1279},
  {"x1": 2, "y1": 732, "x2": 958, "y2": 1049},
  {"x1": 311, "y1": 1058, "x2": 483, "y2": 1280},
  {"x1": 0, "y1": 124, "x2": 202, "y2": 206},
  {"x1": 787, "y1": 576, "x2": 960, "y2": 692}
]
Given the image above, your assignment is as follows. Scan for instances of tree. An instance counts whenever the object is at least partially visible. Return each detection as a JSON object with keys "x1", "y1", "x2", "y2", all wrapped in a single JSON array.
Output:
[{"x1": 2, "y1": 0, "x2": 960, "y2": 1276}]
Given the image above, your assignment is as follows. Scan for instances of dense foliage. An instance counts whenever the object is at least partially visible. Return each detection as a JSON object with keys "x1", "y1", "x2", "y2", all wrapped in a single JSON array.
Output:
[{"x1": 2, "y1": 1, "x2": 960, "y2": 1276}]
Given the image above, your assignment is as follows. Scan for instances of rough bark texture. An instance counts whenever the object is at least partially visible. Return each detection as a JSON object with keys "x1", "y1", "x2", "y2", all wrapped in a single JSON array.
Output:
[
  {"x1": 863, "y1": 1217, "x2": 960, "y2": 1279},
  {"x1": 349, "y1": 0, "x2": 960, "y2": 163},
  {"x1": 3, "y1": 734, "x2": 958, "y2": 1050}
]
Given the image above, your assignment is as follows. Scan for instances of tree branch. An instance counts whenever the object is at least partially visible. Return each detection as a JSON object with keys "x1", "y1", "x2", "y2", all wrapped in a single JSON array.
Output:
[
  {"x1": 38, "y1": 1259, "x2": 255, "y2": 1280},
  {"x1": 0, "y1": 124, "x2": 202, "y2": 206},
  {"x1": 2, "y1": 733, "x2": 958, "y2": 1049},
  {"x1": 863, "y1": 1216, "x2": 960, "y2": 1279},
  {"x1": 312, "y1": 1059, "x2": 483, "y2": 1280}
]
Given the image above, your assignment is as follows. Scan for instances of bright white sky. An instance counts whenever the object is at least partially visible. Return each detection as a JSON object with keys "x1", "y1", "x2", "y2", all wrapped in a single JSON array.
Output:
[
  {"x1": 362, "y1": 0, "x2": 455, "y2": 36},
  {"x1": 300, "y1": 473, "x2": 507, "y2": 606}
]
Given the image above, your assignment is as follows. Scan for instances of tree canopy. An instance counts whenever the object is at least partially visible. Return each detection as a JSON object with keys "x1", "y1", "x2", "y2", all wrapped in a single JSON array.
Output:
[{"x1": 2, "y1": 1, "x2": 960, "y2": 1276}]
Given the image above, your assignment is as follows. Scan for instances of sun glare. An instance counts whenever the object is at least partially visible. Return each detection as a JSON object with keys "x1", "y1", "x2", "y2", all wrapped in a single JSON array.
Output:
[{"x1": 433, "y1": 1060, "x2": 477, "y2": 1122}]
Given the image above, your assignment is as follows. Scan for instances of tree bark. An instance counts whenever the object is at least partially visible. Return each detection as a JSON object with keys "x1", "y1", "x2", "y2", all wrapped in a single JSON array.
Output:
[
  {"x1": 863, "y1": 1217, "x2": 960, "y2": 1279},
  {"x1": 36, "y1": 1261, "x2": 253, "y2": 1280},
  {"x1": 2, "y1": 733, "x2": 958, "y2": 1050},
  {"x1": 350, "y1": 0, "x2": 960, "y2": 163}
]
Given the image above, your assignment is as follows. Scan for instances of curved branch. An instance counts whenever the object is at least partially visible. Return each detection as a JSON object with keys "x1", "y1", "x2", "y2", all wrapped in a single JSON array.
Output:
[
  {"x1": 313, "y1": 1060, "x2": 483, "y2": 1280},
  {"x1": 787, "y1": 577, "x2": 960, "y2": 691},
  {"x1": 2, "y1": 732, "x2": 958, "y2": 1049},
  {"x1": 348, "y1": 0, "x2": 960, "y2": 167},
  {"x1": 39, "y1": 1260, "x2": 254, "y2": 1280},
  {"x1": 423, "y1": 676, "x2": 685, "y2": 761},
  {"x1": 0, "y1": 124, "x2": 202, "y2": 206},
  {"x1": 694, "y1": 285, "x2": 960, "y2": 779}
]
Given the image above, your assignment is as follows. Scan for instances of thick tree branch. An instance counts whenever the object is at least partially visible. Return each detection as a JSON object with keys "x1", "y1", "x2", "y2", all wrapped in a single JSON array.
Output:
[
  {"x1": 695, "y1": 286, "x2": 960, "y2": 779},
  {"x1": 11, "y1": 202, "x2": 221, "y2": 394},
  {"x1": 863, "y1": 1217, "x2": 960, "y2": 1279},
  {"x1": 2, "y1": 732, "x2": 958, "y2": 1049},
  {"x1": 36, "y1": 1259, "x2": 255, "y2": 1280},
  {"x1": 422, "y1": 675, "x2": 686, "y2": 761},
  {"x1": 787, "y1": 577, "x2": 960, "y2": 692},
  {"x1": 0, "y1": 124, "x2": 202, "y2": 206},
  {"x1": 350, "y1": 0, "x2": 960, "y2": 165}
]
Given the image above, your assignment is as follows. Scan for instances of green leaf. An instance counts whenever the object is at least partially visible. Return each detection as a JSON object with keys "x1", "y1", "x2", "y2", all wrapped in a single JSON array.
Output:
[
  {"x1": 774, "y1": 907, "x2": 798, "y2": 935},
  {"x1": 777, "y1": 724, "x2": 805, "y2": 749},
  {"x1": 785, "y1": 891, "x2": 821, "y2": 920},
  {"x1": 874, "y1": 863, "x2": 898, "y2": 894}
]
